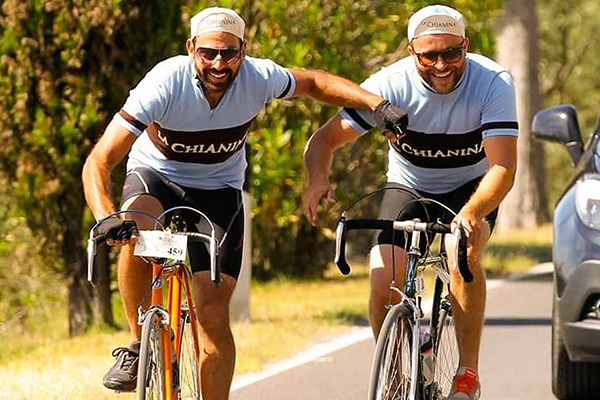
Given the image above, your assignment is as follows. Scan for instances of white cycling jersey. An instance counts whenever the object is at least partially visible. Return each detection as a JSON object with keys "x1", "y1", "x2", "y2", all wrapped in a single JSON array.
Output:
[
  {"x1": 113, "y1": 55, "x2": 296, "y2": 190},
  {"x1": 340, "y1": 53, "x2": 518, "y2": 194}
]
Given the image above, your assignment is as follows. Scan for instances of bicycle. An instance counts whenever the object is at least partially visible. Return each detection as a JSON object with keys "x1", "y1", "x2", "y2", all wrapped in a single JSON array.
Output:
[
  {"x1": 333, "y1": 197, "x2": 471, "y2": 400},
  {"x1": 87, "y1": 206, "x2": 221, "y2": 400}
]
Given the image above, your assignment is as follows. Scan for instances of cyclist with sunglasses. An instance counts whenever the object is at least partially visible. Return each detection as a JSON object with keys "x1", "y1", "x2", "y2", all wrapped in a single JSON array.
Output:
[
  {"x1": 303, "y1": 5, "x2": 518, "y2": 400},
  {"x1": 82, "y1": 6, "x2": 408, "y2": 400}
]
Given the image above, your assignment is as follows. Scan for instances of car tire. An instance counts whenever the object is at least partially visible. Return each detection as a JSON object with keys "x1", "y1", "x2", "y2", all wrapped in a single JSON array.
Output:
[{"x1": 552, "y1": 288, "x2": 600, "y2": 400}]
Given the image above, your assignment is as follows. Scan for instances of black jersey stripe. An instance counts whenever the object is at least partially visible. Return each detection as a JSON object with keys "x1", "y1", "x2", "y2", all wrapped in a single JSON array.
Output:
[
  {"x1": 276, "y1": 74, "x2": 293, "y2": 99},
  {"x1": 343, "y1": 107, "x2": 373, "y2": 131},
  {"x1": 391, "y1": 126, "x2": 486, "y2": 169},
  {"x1": 119, "y1": 110, "x2": 148, "y2": 133},
  {"x1": 146, "y1": 119, "x2": 255, "y2": 164},
  {"x1": 481, "y1": 121, "x2": 519, "y2": 131}
]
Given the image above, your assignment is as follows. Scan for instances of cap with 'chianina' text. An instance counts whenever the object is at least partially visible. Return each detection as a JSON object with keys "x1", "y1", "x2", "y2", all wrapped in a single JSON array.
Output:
[{"x1": 407, "y1": 5, "x2": 465, "y2": 41}]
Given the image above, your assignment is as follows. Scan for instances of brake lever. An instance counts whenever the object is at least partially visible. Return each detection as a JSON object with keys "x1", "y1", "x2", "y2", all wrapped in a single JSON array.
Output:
[
  {"x1": 87, "y1": 237, "x2": 96, "y2": 283},
  {"x1": 453, "y1": 222, "x2": 473, "y2": 283}
]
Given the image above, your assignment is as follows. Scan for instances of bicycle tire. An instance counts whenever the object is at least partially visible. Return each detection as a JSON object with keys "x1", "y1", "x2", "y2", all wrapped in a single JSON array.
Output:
[
  {"x1": 178, "y1": 310, "x2": 201, "y2": 400},
  {"x1": 368, "y1": 303, "x2": 419, "y2": 400},
  {"x1": 427, "y1": 290, "x2": 459, "y2": 400},
  {"x1": 138, "y1": 310, "x2": 167, "y2": 400}
]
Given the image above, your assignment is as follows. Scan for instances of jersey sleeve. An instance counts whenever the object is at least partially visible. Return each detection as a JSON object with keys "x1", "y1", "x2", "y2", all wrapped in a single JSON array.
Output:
[
  {"x1": 481, "y1": 70, "x2": 519, "y2": 138},
  {"x1": 338, "y1": 72, "x2": 387, "y2": 135},
  {"x1": 113, "y1": 64, "x2": 170, "y2": 137},
  {"x1": 259, "y1": 59, "x2": 296, "y2": 102}
]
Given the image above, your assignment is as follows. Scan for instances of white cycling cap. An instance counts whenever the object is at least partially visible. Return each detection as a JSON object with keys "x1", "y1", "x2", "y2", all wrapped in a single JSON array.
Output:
[
  {"x1": 407, "y1": 5, "x2": 465, "y2": 41},
  {"x1": 190, "y1": 7, "x2": 245, "y2": 40}
]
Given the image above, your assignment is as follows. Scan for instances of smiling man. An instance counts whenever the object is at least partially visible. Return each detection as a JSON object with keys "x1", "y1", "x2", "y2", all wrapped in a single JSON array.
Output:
[
  {"x1": 82, "y1": 6, "x2": 408, "y2": 400},
  {"x1": 303, "y1": 5, "x2": 518, "y2": 400}
]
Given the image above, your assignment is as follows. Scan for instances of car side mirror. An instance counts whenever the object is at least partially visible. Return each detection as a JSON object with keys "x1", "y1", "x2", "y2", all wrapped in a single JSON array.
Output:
[{"x1": 532, "y1": 104, "x2": 584, "y2": 166}]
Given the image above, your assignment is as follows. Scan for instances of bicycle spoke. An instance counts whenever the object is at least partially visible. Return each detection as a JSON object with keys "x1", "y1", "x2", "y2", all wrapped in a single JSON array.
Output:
[
  {"x1": 138, "y1": 311, "x2": 166, "y2": 400},
  {"x1": 430, "y1": 296, "x2": 459, "y2": 400},
  {"x1": 369, "y1": 304, "x2": 416, "y2": 400},
  {"x1": 179, "y1": 311, "x2": 201, "y2": 400}
]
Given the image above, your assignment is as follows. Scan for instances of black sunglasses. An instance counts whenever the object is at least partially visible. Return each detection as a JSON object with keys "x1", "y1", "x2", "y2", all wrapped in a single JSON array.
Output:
[
  {"x1": 195, "y1": 47, "x2": 241, "y2": 63},
  {"x1": 412, "y1": 42, "x2": 465, "y2": 67}
]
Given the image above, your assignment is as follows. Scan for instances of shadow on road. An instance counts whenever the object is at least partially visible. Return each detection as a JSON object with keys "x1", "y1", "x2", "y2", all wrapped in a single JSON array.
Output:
[{"x1": 484, "y1": 317, "x2": 551, "y2": 326}]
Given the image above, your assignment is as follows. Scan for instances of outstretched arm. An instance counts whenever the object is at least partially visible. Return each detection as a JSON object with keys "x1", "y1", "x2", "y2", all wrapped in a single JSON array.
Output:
[
  {"x1": 289, "y1": 68, "x2": 384, "y2": 112},
  {"x1": 289, "y1": 68, "x2": 408, "y2": 136},
  {"x1": 303, "y1": 114, "x2": 362, "y2": 225}
]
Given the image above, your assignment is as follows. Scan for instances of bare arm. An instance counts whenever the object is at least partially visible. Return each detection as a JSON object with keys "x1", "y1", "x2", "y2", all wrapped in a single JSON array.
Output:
[
  {"x1": 82, "y1": 119, "x2": 138, "y2": 221},
  {"x1": 302, "y1": 114, "x2": 362, "y2": 225},
  {"x1": 456, "y1": 135, "x2": 517, "y2": 235},
  {"x1": 289, "y1": 68, "x2": 384, "y2": 112}
]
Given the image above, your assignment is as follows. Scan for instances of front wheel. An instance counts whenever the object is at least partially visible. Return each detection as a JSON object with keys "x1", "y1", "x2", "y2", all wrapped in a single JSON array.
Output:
[
  {"x1": 178, "y1": 310, "x2": 201, "y2": 400},
  {"x1": 427, "y1": 293, "x2": 459, "y2": 400},
  {"x1": 138, "y1": 310, "x2": 167, "y2": 400},
  {"x1": 368, "y1": 303, "x2": 418, "y2": 400}
]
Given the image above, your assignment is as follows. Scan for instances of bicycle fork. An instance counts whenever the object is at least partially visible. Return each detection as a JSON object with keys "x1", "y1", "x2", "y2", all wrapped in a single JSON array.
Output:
[{"x1": 138, "y1": 262, "x2": 186, "y2": 400}]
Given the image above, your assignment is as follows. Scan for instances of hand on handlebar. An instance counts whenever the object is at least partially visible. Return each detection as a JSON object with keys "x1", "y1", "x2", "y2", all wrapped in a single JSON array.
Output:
[
  {"x1": 373, "y1": 100, "x2": 409, "y2": 143},
  {"x1": 95, "y1": 215, "x2": 139, "y2": 246},
  {"x1": 302, "y1": 180, "x2": 335, "y2": 226},
  {"x1": 451, "y1": 210, "x2": 484, "y2": 245}
]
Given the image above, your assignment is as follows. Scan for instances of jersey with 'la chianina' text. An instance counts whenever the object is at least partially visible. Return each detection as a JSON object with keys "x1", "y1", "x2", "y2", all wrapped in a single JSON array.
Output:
[
  {"x1": 340, "y1": 53, "x2": 518, "y2": 194},
  {"x1": 114, "y1": 55, "x2": 296, "y2": 190}
]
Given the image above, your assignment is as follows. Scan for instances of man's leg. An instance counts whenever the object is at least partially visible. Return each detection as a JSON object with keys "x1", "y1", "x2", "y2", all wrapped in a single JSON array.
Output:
[
  {"x1": 103, "y1": 194, "x2": 163, "y2": 391},
  {"x1": 118, "y1": 195, "x2": 164, "y2": 340},
  {"x1": 445, "y1": 220, "x2": 490, "y2": 372},
  {"x1": 193, "y1": 271, "x2": 237, "y2": 400},
  {"x1": 369, "y1": 244, "x2": 408, "y2": 339}
]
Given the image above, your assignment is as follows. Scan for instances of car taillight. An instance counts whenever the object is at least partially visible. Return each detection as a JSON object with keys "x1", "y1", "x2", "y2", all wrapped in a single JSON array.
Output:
[{"x1": 575, "y1": 174, "x2": 600, "y2": 230}]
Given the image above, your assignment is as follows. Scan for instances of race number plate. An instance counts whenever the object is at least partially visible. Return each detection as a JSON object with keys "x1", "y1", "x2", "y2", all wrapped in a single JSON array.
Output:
[{"x1": 134, "y1": 230, "x2": 188, "y2": 261}]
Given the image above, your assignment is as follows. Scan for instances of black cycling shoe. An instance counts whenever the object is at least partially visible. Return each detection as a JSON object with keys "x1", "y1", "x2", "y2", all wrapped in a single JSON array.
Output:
[{"x1": 102, "y1": 341, "x2": 140, "y2": 392}]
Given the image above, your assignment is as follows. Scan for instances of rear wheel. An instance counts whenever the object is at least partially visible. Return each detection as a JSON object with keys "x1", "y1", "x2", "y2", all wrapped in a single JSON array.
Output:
[
  {"x1": 552, "y1": 289, "x2": 600, "y2": 400},
  {"x1": 178, "y1": 310, "x2": 201, "y2": 400},
  {"x1": 368, "y1": 303, "x2": 418, "y2": 400},
  {"x1": 138, "y1": 310, "x2": 167, "y2": 400}
]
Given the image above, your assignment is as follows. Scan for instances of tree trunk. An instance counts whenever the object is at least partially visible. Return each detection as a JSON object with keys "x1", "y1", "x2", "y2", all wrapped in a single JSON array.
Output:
[
  {"x1": 64, "y1": 204, "x2": 94, "y2": 336},
  {"x1": 68, "y1": 268, "x2": 93, "y2": 336},
  {"x1": 495, "y1": 0, "x2": 550, "y2": 232},
  {"x1": 93, "y1": 243, "x2": 118, "y2": 329},
  {"x1": 66, "y1": 248, "x2": 93, "y2": 336}
]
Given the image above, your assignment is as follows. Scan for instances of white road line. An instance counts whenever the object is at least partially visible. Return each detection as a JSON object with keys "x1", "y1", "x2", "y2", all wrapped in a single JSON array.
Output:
[
  {"x1": 231, "y1": 326, "x2": 373, "y2": 391},
  {"x1": 231, "y1": 263, "x2": 554, "y2": 391}
]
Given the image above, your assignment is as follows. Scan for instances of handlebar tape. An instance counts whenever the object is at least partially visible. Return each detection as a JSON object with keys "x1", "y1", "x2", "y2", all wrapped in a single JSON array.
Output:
[
  {"x1": 456, "y1": 228, "x2": 472, "y2": 283},
  {"x1": 334, "y1": 217, "x2": 351, "y2": 275}
]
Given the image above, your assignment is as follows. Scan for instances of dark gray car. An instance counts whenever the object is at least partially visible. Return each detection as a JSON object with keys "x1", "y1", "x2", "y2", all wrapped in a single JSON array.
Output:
[{"x1": 533, "y1": 105, "x2": 600, "y2": 400}]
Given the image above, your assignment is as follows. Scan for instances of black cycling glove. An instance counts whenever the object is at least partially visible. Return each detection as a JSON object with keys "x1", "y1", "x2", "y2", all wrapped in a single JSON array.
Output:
[
  {"x1": 373, "y1": 100, "x2": 409, "y2": 138},
  {"x1": 95, "y1": 215, "x2": 138, "y2": 242}
]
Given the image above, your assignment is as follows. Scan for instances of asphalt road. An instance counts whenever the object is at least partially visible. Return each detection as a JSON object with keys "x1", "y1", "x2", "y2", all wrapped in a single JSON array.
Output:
[{"x1": 230, "y1": 264, "x2": 555, "y2": 400}]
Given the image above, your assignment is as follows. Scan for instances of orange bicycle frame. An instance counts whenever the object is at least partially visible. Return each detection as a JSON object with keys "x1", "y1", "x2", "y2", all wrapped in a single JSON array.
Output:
[{"x1": 150, "y1": 261, "x2": 201, "y2": 400}]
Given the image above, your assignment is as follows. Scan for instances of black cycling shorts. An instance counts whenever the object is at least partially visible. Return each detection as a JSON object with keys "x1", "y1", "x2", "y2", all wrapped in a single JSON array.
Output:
[
  {"x1": 373, "y1": 177, "x2": 498, "y2": 249},
  {"x1": 120, "y1": 167, "x2": 244, "y2": 279}
]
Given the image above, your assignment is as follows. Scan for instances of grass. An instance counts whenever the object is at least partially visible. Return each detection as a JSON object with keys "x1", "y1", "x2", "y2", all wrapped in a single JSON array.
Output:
[
  {"x1": 0, "y1": 265, "x2": 371, "y2": 400},
  {"x1": 0, "y1": 225, "x2": 552, "y2": 399},
  {"x1": 482, "y1": 224, "x2": 553, "y2": 276}
]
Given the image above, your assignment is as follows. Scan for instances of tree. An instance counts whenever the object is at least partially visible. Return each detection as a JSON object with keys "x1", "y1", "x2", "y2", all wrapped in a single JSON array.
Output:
[
  {"x1": 537, "y1": 0, "x2": 600, "y2": 205},
  {"x1": 0, "y1": 0, "x2": 510, "y2": 338},
  {"x1": 495, "y1": 0, "x2": 549, "y2": 231},
  {"x1": 0, "y1": 0, "x2": 186, "y2": 335}
]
